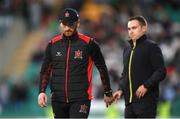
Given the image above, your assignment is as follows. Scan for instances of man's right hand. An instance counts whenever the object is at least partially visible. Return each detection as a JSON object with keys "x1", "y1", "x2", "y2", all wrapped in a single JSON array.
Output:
[
  {"x1": 38, "y1": 93, "x2": 47, "y2": 108},
  {"x1": 113, "y1": 90, "x2": 123, "y2": 103}
]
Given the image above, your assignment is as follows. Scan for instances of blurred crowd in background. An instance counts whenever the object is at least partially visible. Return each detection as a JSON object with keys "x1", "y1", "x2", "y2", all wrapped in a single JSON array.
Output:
[{"x1": 0, "y1": 0, "x2": 180, "y2": 118}]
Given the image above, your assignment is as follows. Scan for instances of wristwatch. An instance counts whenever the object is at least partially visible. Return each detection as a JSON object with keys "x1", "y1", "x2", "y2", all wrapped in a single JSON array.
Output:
[{"x1": 104, "y1": 90, "x2": 113, "y2": 97}]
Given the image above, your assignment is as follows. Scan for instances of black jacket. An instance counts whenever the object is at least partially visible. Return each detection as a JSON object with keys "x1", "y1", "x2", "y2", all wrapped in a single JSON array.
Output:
[
  {"x1": 39, "y1": 32, "x2": 111, "y2": 103},
  {"x1": 119, "y1": 34, "x2": 166, "y2": 105}
]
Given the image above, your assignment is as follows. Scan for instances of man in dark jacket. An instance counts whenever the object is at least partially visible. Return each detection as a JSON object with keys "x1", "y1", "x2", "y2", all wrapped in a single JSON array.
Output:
[
  {"x1": 113, "y1": 16, "x2": 166, "y2": 118},
  {"x1": 38, "y1": 8, "x2": 113, "y2": 118}
]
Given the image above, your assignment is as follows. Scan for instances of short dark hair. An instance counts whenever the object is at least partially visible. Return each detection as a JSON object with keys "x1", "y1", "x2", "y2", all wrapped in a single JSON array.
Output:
[{"x1": 128, "y1": 15, "x2": 147, "y2": 26}]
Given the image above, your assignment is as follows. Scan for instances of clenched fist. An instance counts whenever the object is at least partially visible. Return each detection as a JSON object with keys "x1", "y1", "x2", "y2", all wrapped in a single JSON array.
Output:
[{"x1": 38, "y1": 93, "x2": 47, "y2": 108}]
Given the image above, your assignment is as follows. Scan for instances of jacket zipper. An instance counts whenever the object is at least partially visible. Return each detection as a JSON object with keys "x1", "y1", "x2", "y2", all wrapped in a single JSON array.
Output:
[
  {"x1": 128, "y1": 42, "x2": 136, "y2": 103},
  {"x1": 65, "y1": 39, "x2": 71, "y2": 103}
]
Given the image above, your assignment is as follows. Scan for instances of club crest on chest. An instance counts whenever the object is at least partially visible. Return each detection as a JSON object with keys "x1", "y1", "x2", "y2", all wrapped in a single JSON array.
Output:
[
  {"x1": 74, "y1": 50, "x2": 83, "y2": 59},
  {"x1": 79, "y1": 104, "x2": 87, "y2": 114}
]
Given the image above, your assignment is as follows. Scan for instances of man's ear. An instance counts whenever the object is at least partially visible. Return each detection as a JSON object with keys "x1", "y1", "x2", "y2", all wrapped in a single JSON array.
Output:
[
  {"x1": 142, "y1": 25, "x2": 147, "y2": 33},
  {"x1": 60, "y1": 23, "x2": 63, "y2": 27},
  {"x1": 77, "y1": 20, "x2": 80, "y2": 27}
]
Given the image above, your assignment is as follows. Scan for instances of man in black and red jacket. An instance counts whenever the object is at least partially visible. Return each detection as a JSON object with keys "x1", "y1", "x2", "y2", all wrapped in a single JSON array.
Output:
[{"x1": 38, "y1": 8, "x2": 113, "y2": 118}]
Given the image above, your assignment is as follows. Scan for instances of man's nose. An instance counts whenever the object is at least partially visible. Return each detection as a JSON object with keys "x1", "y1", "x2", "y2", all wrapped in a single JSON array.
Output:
[
  {"x1": 64, "y1": 26, "x2": 70, "y2": 30},
  {"x1": 129, "y1": 30, "x2": 133, "y2": 34}
]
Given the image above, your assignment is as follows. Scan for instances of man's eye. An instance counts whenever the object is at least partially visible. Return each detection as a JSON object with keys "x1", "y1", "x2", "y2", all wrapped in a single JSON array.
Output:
[{"x1": 132, "y1": 26, "x2": 138, "y2": 29}]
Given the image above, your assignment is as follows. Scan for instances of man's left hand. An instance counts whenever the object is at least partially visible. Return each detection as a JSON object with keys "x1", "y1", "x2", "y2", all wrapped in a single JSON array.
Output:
[
  {"x1": 104, "y1": 95, "x2": 114, "y2": 107},
  {"x1": 136, "y1": 84, "x2": 147, "y2": 98}
]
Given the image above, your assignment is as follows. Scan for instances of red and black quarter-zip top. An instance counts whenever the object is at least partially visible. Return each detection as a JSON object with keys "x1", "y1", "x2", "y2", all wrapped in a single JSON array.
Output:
[{"x1": 39, "y1": 32, "x2": 112, "y2": 103}]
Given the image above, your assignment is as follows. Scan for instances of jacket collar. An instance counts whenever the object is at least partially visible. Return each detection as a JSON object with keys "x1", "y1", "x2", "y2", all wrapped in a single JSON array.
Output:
[
  {"x1": 63, "y1": 31, "x2": 78, "y2": 40},
  {"x1": 128, "y1": 34, "x2": 147, "y2": 47}
]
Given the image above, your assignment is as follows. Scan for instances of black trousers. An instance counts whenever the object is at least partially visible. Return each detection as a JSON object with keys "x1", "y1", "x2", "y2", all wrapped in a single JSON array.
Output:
[
  {"x1": 51, "y1": 100, "x2": 91, "y2": 118},
  {"x1": 125, "y1": 101, "x2": 157, "y2": 118}
]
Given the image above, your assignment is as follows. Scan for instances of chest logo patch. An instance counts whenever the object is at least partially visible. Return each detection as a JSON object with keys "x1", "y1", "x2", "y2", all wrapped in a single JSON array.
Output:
[
  {"x1": 56, "y1": 51, "x2": 62, "y2": 56},
  {"x1": 74, "y1": 50, "x2": 83, "y2": 59},
  {"x1": 79, "y1": 104, "x2": 88, "y2": 114}
]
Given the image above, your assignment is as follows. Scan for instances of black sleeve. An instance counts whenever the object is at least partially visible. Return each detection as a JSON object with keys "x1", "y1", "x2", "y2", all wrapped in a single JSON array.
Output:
[
  {"x1": 118, "y1": 48, "x2": 126, "y2": 92},
  {"x1": 118, "y1": 71, "x2": 125, "y2": 93},
  {"x1": 89, "y1": 40, "x2": 112, "y2": 92},
  {"x1": 39, "y1": 42, "x2": 53, "y2": 93},
  {"x1": 144, "y1": 43, "x2": 167, "y2": 89}
]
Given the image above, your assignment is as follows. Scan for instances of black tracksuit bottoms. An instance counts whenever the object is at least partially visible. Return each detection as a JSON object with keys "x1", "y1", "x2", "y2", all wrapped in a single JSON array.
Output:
[
  {"x1": 51, "y1": 100, "x2": 91, "y2": 118},
  {"x1": 125, "y1": 101, "x2": 157, "y2": 118}
]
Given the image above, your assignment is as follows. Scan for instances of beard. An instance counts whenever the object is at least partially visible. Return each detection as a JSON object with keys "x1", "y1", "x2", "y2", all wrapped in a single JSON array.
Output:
[
  {"x1": 64, "y1": 30, "x2": 73, "y2": 36},
  {"x1": 63, "y1": 24, "x2": 78, "y2": 37}
]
